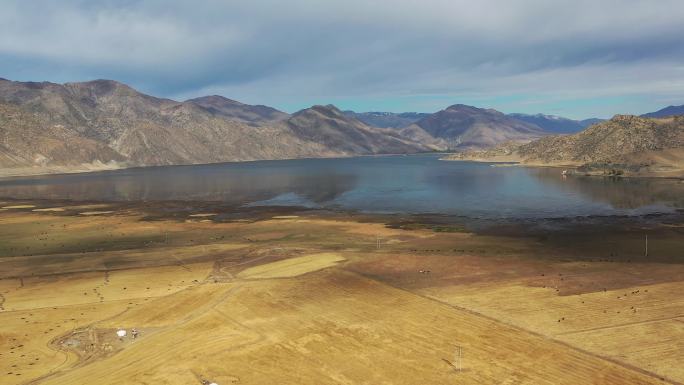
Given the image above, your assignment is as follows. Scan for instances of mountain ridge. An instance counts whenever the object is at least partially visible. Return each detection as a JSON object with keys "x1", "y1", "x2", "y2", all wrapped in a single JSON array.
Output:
[
  {"x1": 445, "y1": 114, "x2": 684, "y2": 177},
  {"x1": 641, "y1": 105, "x2": 684, "y2": 118},
  {"x1": 407, "y1": 104, "x2": 547, "y2": 150},
  {"x1": 0, "y1": 78, "x2": 431, "y2": 175}
]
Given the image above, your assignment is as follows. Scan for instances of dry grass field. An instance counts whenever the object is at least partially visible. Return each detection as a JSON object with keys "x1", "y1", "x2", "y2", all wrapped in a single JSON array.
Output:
[{"x1": 1, "y1": 201, "x2": 683, "y2": 384}]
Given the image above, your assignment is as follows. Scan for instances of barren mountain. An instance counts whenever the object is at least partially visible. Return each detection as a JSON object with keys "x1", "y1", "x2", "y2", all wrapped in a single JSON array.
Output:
[
  {"x1": 186, "y1": 95, "x2": 289, "y2": 125},
  {"x1": 287, "y1": 105, "x2": 431, "y2": 154},
  {"x1": 641, "y1": 105, "x2": 684, "y2": 118},
  {"x1": 0, "y1": 79, "x2": 430, "y2": 175},
  {"x1": 446, "y1": 115, "x2": 684, "y2": 176},
  {"x1": 407, "y1": 104, "x2": 547, "y2": 150},
  {"x1": 0, "y1": 102, "x2": 124, "y2": 168},
  {"x1": 507, "y1": 113, "x2": 599, "y2": 134},
  {"x1": 342, "y1": 111, "x2": 430, "y2": 129}
]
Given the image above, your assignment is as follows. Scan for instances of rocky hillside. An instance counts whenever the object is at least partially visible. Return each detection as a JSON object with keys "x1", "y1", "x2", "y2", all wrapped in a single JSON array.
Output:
[
  {"x1": 342, "y1": 111, "x2": 430, "y2": 129},
  {"x1": 0, "y1": 79, "x2": 431, "y2": 175},
  {"x1": 516, "y1": 115, "x2": 684, "y2": 164},
  {"x1": 186, "y1": 95, "x2": 289, "y2": 125},
  {"x1": 287, "y1": 105, "x2": 431, "y2": 154},
  {"x1": 0, "y1": 102, "x2": 124, "y2": 168},
  {"x1": 406, "y1": 104, "x2": 547, "y2": 150},
  {"x1": 446, "y1": 115, "x2": 684, "y2": 176}
]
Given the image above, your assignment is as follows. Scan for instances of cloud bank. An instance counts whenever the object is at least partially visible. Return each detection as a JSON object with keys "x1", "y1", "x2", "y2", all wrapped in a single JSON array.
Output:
[{"x1": 2, "y1": 0, "x2": 684, "y2": 118}]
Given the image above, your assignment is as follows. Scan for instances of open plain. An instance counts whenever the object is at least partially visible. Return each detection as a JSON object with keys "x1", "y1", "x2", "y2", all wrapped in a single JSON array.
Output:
[{"x1": 1, "y1": 200, "x2": 684, "y2": 384}]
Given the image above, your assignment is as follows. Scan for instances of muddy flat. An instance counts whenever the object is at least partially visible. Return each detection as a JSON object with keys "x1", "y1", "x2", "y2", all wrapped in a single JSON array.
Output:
[{"x1": 1, "y1": 200, "x2": 683, "y2": 384}]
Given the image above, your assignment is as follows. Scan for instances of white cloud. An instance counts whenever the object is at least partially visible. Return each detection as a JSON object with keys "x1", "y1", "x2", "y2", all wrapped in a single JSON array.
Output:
[{"x1": 1, "y1": 0, "x2": 683, "y2": 117}]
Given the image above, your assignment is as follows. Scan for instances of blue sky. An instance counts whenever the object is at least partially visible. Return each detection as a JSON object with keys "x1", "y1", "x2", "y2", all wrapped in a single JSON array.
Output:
[{"x1": 2, "y1": 0, "x2": 684, "y2": 119}]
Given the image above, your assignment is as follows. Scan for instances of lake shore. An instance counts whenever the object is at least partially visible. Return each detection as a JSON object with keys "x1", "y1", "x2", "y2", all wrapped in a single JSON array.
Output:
[
  {"x1": 2, "y1": 199, "x2": 684, "y2": 384},
  {"x1": 440, "y1": 154, "x2": 684, "y2": 179}
]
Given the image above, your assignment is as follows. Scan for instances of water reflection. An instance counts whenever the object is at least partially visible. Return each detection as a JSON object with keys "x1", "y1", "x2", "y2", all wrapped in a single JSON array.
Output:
[
  {"x1": 0, "y1": 155, "x2": 682, "y2": 218},
  {"x1": 0, "y1": 160, "x2": 358, "y2": 204},
  {"x1": 530, "y1": 168, "x2": 684, "y2": 210}
]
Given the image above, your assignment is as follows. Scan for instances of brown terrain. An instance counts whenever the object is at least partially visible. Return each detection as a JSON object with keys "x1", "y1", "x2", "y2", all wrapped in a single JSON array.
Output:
[
  {"x1": 403, "y1": 104, "x2": 547, "y2": 151},
  {"x1": 0, "y1": 78, "x2": 581, "y2": 178},
  {"x1": 445, "y1": 115, "x2": 684, "y2": 177},
  {"x1": 0, "y1": 79, "x2": 431, "y2": 176},
  {"x1": 1, "y1": 200, "x2": 684, "y2": 384}
]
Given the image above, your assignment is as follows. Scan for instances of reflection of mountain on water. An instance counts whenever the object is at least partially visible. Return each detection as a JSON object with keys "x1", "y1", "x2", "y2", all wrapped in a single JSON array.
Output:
[
  {"x1": 0, "y1": 163, "x2": 358, "y2": 204},
  {"x1": 531, "y1": 169, "x2": 684, "y2": 210},
  {"x1": 1, "y1": 155, "x2": 682, "y2": 218}
]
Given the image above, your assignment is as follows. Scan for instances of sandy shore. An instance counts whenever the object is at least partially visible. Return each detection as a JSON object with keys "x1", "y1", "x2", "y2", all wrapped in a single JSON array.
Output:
[{"x1": 1, "y1": 200, "x2": 683, "y2": 384}]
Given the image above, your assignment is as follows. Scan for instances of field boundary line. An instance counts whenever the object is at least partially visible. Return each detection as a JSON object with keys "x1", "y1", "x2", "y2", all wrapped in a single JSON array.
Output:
[
  {"x1": 350, "y1": 270, "x2": 683, "y2": 385},
  {"x1": 556, "y1": 314, "x2": 684, "y2": 336}
]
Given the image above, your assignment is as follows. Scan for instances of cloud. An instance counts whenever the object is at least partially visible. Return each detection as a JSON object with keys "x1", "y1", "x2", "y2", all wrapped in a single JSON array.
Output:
[{"x1": 1, "y1": 0, "x2": 683, "y2": 118}]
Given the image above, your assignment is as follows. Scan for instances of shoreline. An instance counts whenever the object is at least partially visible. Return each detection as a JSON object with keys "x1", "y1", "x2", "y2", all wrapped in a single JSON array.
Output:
[
  {"x1": 0, "y1": 152, "x2": 446, "y2": 179},
  {"x1": 440, "y1": 155, "x2": 684, "y2": 180},
  {"x1": 1, "y1": 196, "x2": 682, "y2": 236}
]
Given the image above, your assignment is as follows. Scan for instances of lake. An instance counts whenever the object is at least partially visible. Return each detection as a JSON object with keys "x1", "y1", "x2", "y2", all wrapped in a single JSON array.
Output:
[{"x1": 0, "y1": 154, "x2": 683, "y2": 219}]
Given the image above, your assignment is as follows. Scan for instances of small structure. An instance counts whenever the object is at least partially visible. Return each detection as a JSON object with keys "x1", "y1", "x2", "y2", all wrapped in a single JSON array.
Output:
[
  {"x1": 131, "y1": 328, "x2": 139, "y2": 339},
  {"x1": 116, "y1": 328, "x2": 127, "y2": 340}
]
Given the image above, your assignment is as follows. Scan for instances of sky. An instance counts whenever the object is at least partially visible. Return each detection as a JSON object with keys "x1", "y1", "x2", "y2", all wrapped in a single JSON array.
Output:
[{"x1": 2, "y1": 0, "x2": 684, "y2": 119}]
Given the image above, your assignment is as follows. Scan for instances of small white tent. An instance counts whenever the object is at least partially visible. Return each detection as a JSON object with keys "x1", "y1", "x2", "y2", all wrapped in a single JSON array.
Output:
[{"x1": 116, "y1": 329, "x2": 127, "y2": 338}]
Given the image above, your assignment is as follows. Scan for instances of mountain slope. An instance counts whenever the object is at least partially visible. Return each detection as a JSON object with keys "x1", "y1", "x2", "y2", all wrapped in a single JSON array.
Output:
[
  {"x1": 287, "y1": 105, "x2": 431, "y2": 155},
  {"x1": 408, "y1": 104, "x2": 547, "y2": 150},
  {"x1": 447, "y1": 115, "x2": 684, "y2": 176},
  {"x1": 579, "y1": 118, "x2": 605, "y2": 127},
  {"x1": 186, "y1": 95, "x2": 289, "y2": 125},
  {"x1": 0, "y1": 102, "x2": 124, "y2": 168},
  {"x1": 0, "y1": 79, "x2": 429, "y2": 174},
  {"x1": 342, "y1": 111, "x2": 430, "y2": 129},
  {"x1": 507, "y1": 113, "x2": 596, "y2": 134},
  {"x1": 515, "y1": 115, "x2": 684, "y2": 165},
  {"x1": 641, "y1": 105, "x2": 684, "y2": 118}
]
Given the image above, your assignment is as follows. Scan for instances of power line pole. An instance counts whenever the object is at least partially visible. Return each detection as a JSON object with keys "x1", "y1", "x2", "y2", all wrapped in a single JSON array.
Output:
[{"x1": 458, "y1": 345, "x2": 462, "y2": 372}]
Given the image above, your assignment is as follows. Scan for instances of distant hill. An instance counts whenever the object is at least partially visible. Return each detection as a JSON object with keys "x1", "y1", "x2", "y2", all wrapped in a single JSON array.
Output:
[
  {"x1": 186, "y1": 95, "x2": 289, "y2": 125},
  {"x1": 0, "y1": 79, "x2": 430, "y2": 175},
  {"x1": 446, "y1": 115, "x2": 684, "y2": 177},
  {"x1": 507, "y1": 113, "x2": 601, "y2": 134},
  {"x1": 342, "y1": 111, "x2": 430, "y2": 129},
  {"x1": 407, "y1": 104, "x2": 547, "y2": 150},
  {"x1": 579, "y1": 118, "x2": 606, "y2": 127},
  {"x1": 641, "y1": 105, "x2": 684, "y2": 118},
  {"x1": 288, "y1": 105, "x2": 431, "y2": 154}
]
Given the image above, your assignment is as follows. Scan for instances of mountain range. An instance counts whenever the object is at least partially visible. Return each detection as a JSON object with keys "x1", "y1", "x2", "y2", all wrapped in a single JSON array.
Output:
[
  {"x1": 641, "y1": 105, "x2": 684, "y2": 118},
  {"x1": 342, "y1": 111, "x2": 430, "y2": 129},
  {"x1": 0, "y1": 77, "x2": 681, "y2": 176},
  {"x1": 0, "y1": 79, "x2": 428, "y2": 175},
  {"x1": 402, "y1": 104, "x2": 547, "y2": 150},
  {"x1": 348, "y1": 110, "x2": 603, "y2": 135},
  {"x1": 446, "y1": 115, "x2": 684, "y2": 177},
  {"x1": 507, "y1": 113, "x2": 603, "y2": 134}
]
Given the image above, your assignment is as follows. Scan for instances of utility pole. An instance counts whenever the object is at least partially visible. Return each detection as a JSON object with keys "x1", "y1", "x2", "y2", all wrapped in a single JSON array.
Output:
[
  {"x1": 645, "y1": 234, "x2": 648, "y2": 258},
  {"x1": 456, "y1": 345, "x2": 462, "y2": 372}
]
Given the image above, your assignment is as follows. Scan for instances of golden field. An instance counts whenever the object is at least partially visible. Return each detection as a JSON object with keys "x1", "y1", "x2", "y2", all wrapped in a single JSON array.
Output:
[{"x1": 1, "y1": 201, "x2": 683, "y2": 384}]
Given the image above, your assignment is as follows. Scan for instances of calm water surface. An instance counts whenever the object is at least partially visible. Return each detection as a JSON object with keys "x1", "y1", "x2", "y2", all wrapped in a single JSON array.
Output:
[{"x1": 1, "y1": 154, "x2": 683, "y2": 219}]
